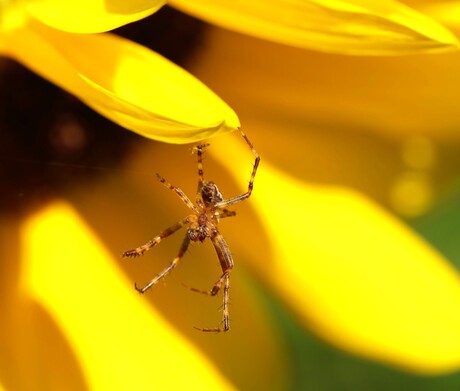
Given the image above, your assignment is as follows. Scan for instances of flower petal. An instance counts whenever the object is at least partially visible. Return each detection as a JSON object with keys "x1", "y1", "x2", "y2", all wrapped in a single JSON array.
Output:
[
  {"x1": 211, "y1": 135, "x2": 460, "y2": 374},
  {"x1": 24, "y1": 0, "x2": 165, "y2": 33},
  {"x1": 169, "y1": 0, "x2": 459, "y2": 55},
  {"x1": 2, "y1": 20, "x2": 238, "y2": 143},
  {"x1": 190, "y1": 26, "x2": 460, "y2": 140},
  {"x1": 20, "y1": 201, "x2": 234, "y2": 390},
  {"x1": 415, "y1": 1, "x2": 460, "y2": 28}
]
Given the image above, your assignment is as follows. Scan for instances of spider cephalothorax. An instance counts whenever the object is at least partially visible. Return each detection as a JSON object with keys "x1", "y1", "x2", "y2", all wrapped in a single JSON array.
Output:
[
  {"x1": 187, "y1": 213, "x2": 209, "y2": 243},
  {"x1": 122, "y1": 128, "x2": 259, "y2": 332}
]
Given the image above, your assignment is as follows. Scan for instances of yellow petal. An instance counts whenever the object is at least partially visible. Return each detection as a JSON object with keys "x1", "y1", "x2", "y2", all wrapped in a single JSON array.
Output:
[
  {"x1": 415, "y1": 1, "x2": 460, "y2": 28},
  {"x1": 169, "y1": 0, "x2": 459, "y2": 55},
  {"x1": 20, "y1": 201, "x2": 234, "y2": 390},
  {"x1": 211, "y1": 135, "x2": 460, "y2": 374},
  {"x1": 2, "y1": 20, "x2": 238, "y2": 143},
  {"x1": 24, "y1": 0, "x2": 165, "y2": 33},
  {"x1": 189, "y1": 27, "x2": 460, "y2": 140}
]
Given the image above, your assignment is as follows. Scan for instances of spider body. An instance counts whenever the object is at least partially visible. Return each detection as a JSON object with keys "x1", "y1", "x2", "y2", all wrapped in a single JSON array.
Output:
[
  {"x1": 186, "y1": 181, "x2": 223, "y2": 242},
  {"x1": 122, "y1": 129, "x2": 259, "y2": 332}
]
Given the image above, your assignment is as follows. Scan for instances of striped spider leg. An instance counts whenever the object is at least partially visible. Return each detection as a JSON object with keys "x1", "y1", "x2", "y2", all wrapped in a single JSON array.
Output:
[{"x1": 122, "y1": 128, "x2": 260, "y2": 332}]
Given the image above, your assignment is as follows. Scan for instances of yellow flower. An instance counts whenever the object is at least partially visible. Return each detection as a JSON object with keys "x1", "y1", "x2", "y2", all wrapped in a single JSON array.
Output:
[{"x1": 4, "y1": 0, "x2": 460, "y2": 390}]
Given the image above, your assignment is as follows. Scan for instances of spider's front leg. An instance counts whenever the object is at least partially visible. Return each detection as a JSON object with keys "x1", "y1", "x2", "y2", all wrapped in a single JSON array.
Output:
[
  {"x1": 156, "y1": 173, "x2": 199, "y2": 213},
  {"x1": 216, "y1": 128, "x2": 260, "y2": 208}
]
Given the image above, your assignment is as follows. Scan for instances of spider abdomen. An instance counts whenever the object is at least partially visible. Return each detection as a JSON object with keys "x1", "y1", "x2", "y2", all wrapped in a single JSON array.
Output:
[{"x1": 201, "y1": 181, "x2": 223, "y2": 207}]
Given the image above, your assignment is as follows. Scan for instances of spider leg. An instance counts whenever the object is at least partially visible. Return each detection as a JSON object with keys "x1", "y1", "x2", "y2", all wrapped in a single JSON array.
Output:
[
  {"x1": 156, "y1": 173, "x2": 199, "y2": 213},
  {"x1": 217, "y1": 209, "x2": 236, "y2": 219},
  {"x1": 193, "y1": 143, "x2": 209, "y2": 183},
  {"x1": 122, "y1": 217, "x2": 188, "y2": 258},
  {"x1": 134, "y1": 235, "x2": 191, "y2": 294},
  {"x1": 194, "y1": 232, "x2": 233, "y2": 332},
  {"x1": 183, "y1": 270, "x2": 229, "y2": 296},
  {"x1": 194, "y1": 274, "x2": 230, "y2": 333},
  {"x1": 193, "y1": 143, "x2": 209, "y2": 205},
  {"x1": 216, "y1": 128, "x2": 260, "y2": 208}
]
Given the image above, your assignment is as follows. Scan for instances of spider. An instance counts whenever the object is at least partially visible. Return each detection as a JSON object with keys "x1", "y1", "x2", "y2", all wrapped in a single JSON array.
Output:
[{"x1": 122, "y1": 128, "x2": 260, "y2": 332}]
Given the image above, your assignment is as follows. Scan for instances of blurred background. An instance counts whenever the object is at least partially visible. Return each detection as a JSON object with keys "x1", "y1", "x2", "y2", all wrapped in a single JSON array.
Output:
[{"x1": 2, "y1": 5, "x2": 460, "y2": 390}]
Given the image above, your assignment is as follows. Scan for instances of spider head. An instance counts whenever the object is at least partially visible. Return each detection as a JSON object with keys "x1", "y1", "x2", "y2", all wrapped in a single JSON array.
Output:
[
  {"x1": 201, "y1": 181, "x2": 223, "y2": 207},
  {"x1": 187, "y1": 227, "x2": 207, "y2": 242}
]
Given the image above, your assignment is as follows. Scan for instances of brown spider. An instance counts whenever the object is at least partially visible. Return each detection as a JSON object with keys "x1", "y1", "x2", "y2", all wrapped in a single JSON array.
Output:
[{"x1": 122, "y1": 128, "x2": 260, "y2": 332}]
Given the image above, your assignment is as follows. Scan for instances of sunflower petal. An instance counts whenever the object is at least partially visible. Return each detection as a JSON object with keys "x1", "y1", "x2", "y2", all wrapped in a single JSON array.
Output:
[
  {"x1": 190, "y1": 26, "x2": 460, "y2": 140},
  {"x1": 211, "y1": 136, "x2": 460, "y2": 373},
  {"x1": 19, "y1": 201, "x2": 234, "y2": 390},
  {"x1": 2, "y1": 20, "x2": 238, "y2": 143},
  {"x1": 416, "y1": 1, "x2": 460, "y2": 28},
  {"x1": 169, "y1": 0, "x2": 459, "y2": 55},
  {"x1": 24, "y1": 0, "x2": 165, "y2": 33}
]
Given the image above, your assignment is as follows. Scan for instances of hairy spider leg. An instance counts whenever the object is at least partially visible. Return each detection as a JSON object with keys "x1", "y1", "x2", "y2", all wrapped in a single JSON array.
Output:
[
  {"x1": 195, "y1": 276, "x2": 230, "y2": 333},
  {"x1": 193, "y1": 143, "x2": 209, "y2": 206},
  {"x1": 193, "y1": 143, "x2": 209, "y2": 183},
  {"x1": 122, "y1": 217, "x2": 189, "y2": 258},
  {"x1": 193, "y1": 232, "x2": 233, "y2": 332},
  {"x1": 156, "y1": 173, "x2": 199, "y2": 213},
  {"x1": 185, "y1": 270, "x2": 229, "y2": 296},
  {"x1": 217, "y1": 209, "x2": 236, "y2": 219},
  {"x1": 134, "y1": 235, "x2": 191, "y2": 294},
  {"x1": 216, "y1": 128, "x2": 260, "y2": 209}
]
